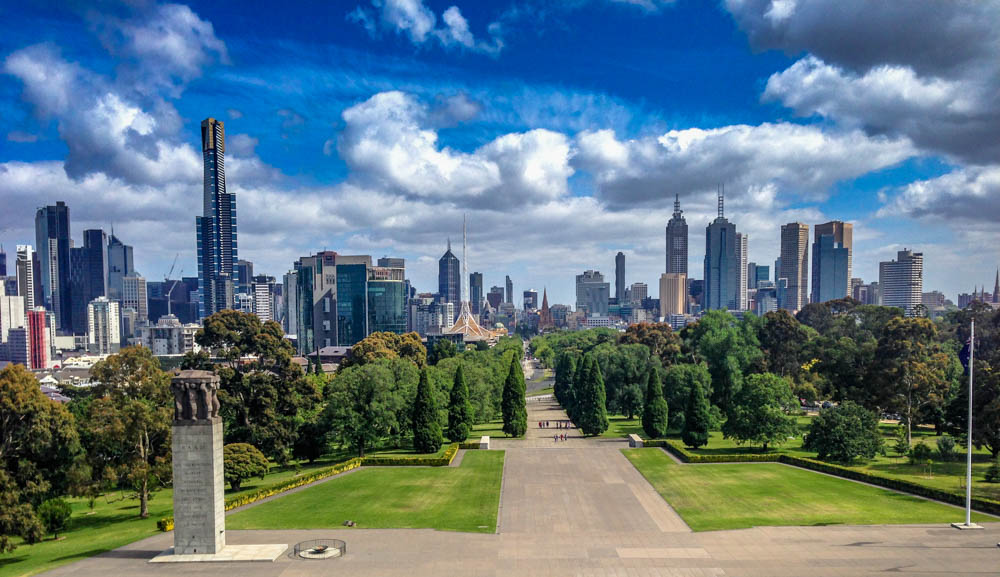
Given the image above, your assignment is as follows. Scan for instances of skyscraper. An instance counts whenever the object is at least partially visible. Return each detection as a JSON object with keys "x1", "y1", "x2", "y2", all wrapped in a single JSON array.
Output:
[
  {"x1": 107, "y1": 232, "x2": 134, "y2": 302},
  {"x1": 487, "y1": 286, "x2": 504, "y2": 310},
  {"x1": 779, "y1": 222, "x2": 809, "y2": 312},
  {"x1": 879, "y1": 249, "x2": 923, "y2": 316},
  {"x1": 0, "y1": 245, "x2": 6, "y2": 277},
  {"x1": 659, "y1": 273, "x2": 687, "y2": 317},
  {"x1": 469, "y1": 272, "x2": 483, "y2": 315},
  {"x1": 87, "y1": 297, "x2": 121, "y2": 355},
  {"x1": 665, "y1": 194, "x2": 688, "y2": 274},
  {"x1": 523, "y1": 289, "x2": 538, "y2": 311},
  {"x1": 576, "y1": 270, "x2": 609, "y2": 316},
  {"x1": 505, "y1": 275, "x2": 513, "y2": 305},
  {"x1": 615, "y1": 251, "x2": 626, "y2": 302},
  {"x1": 196, "y1": 117, "x2": 238, "y2": 319},
  {"x1": 235, "y1": 260, "x2": 254, "y2": 295},
  {"x1": 122, "y1": 274, "x2": 148, "y2": 322},
  {"x1": 70, "y1": 229, "x2": 109, "y2": 335},
  {"x1": 812, "y1": 221, "x2": 853, "y2": 302},
  {"x1": 15, "y1": 245, "x2": 40, "y2": 310},
  {"x1": 735, "y1": 232, "x2": 748, "y2": 311},
  {"x1": 703, "y1": 193, "x2": 740, "y2": 311},
  {"x1": 811, "y1": 233, "x2": 850, "y2": 303},
  {"x1": 282, "y1": 270, "x2": 298, "y2": 335},
  {"x1": 438, "y1": 239, "x2": 460, "y2": 320},
  {"x1": 368, "y1": 263, "x2": 406, "y2": 335},
  {"x1": 35, "y1": 201, "x2": 71, "y2": 332},
  {"x1": 0, "y1": 281, "x2": 25, "y2": 345}
]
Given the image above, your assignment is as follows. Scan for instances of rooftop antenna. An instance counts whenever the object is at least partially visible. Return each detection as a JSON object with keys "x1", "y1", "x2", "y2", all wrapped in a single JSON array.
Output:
[
  {"x1": 718, "y1": 184, "x2": 725, "y2": 218},
  {"x1": 462, "y1": 214, "x2": 468, "y2": 303}
]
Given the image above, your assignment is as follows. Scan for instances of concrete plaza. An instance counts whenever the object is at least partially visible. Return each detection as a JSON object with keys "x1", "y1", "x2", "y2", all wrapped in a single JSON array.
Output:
[{"x1": 43, "y1": 398, "x2": 1000, "y2": 577}]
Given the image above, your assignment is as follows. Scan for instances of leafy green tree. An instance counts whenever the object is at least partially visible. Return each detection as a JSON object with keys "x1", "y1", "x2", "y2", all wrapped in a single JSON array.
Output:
[
  {"x1": 196, "y1": 310, "x2": 320, "y2": 463},
  {"x1": 662, "y1": 363, "x2": 711, "y2": 430},
  {"x1": 85, "y1": 347, "x2": 172, "y2": 518},
  {"x1": 36, "y1": 498, "x2": 71, "y2": 539},
  {"x1": 620, "y1": 384, "x2": 643, "y2": 421},
  {"x1": 292, "y1": 416, "x2": 327, "y2": 464},
  {"x1": 314, "y1": 358, "x2": 324, "y2": 375},
  {"x1": 576, "y1": 354, "x2": 610, "y2": 436},
  {"x1": 936, "y1": 436, "x2": 956, "y2": 462},
  {"x1": 985, "y1": 457, "x2": 1000, "y2": 483},
  {"x1": 641, "y1": 365, "x2": 668, "y2": 438},
  {"x1": 501, "y1": 354, "x2": 527, "y2": 437},
  {"x1": 429, "y1": 339, "x2": 458, "y2": 365},
  {"x1": 619, "y1": 322, "x2": 682, "y2": 367},
  {"x1": 179, "y1": 349, "x2": 213, "y2": 370},
  {"x1": 722, "y1": 372, "x2": 797, "y2": 451},
  {"x1": 412, "y1": 368, "x2": 444, "y2": 453},
  {"x1": 681, "y1": 381, "x2": 710, "y2": 449},
  {"x1": 323, "y1": 361, "x2": 404, "y2": 457},
  {"x1": 447, "y1": 364, "x2": 473, "y2": 442},
  {"x1": 686, "y1": 311, "x2": 762, "y2": 412},
  {"x1": 0, "y1": 470, "x2": 43, "y2": 551},
  {"x1": 759, "y1": 310, "x2": 810, "y2": 377},
  {"x1": 553, "y1": 352, "x2": 577, "y2": 412},
  {"x1": 223, "y1": 443, "x2": 270, "y2": 491},
  {"x1": 947, "y1": 368, "x2": 1000, "y2": 458},
  {"x1": 803, "y1": 401, "x2": 883, "y2": 463},
  {"x1": 909, "y1": 442, "x2": 933, "y2": 465}
]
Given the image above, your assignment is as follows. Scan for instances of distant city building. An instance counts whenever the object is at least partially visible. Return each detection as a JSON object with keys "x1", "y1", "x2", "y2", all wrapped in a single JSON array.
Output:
[
  {"x1": 0, "y1": 245, "x2": 5, "y2": 277},
  {"x1": 755, "y1": 265, "x2": 770, "y2": 287},
  {"x1": 736, "y1": 232, "x2": 748, "y2": 311},
  {"x1": 754, "y1": 280, "x2": 778, "y2": 315},
  {"x1": 575, "y1": 270, "x2": 610, "y2": 316},
  {"x1": 27, "y1": 307, "x2": 50, "y2": 369},
  {"x1": 196, "y1": 117, "x2": 238, "y2": 319},
  {"x1": 121, "y1": 274, "x2": 148, "y2": 322},
  {"x1": 0, "y1": 281, "x2": 25, "y2": 345},
  {"x1": 615, "y1": 252, "x2": 626, "y2": 303},
  {"x1": 779, "y1": 222, "x2": 809, "y2": 312},
  {"x1": 69, "y1": 229, "x2": 109, "y2": 335},
  {"x1": 688, "y1": 278, "x2": 704, "y2": 311},
  {"x1": 282, "y1": 270, "x2": 298, "y2": 335},
  {"x1": 35, "y1": 201, "x2": 72, "y2": 332},
  {"x1": 811, "y1": 232, "x2": 850, "y2": 303},
  {"x1": 368, "y1": 263, "x2": 406, "y2": 335},
  {"x1": 922, "y1": 291, "x2": 951, "y2": 312},
  {"x1": 628, "y1": 282, "x2": 648, "y2": 305},
  {"x1": 538, "y1": 289, "x2": 553, "y2": 329},
  {"x1": 486, "y1": 285, "x2": 504, "y2": 311},
  {"x1": 134, "y1": 314, "x2": 201, "y2": 356},
  {"x1": 87, "y1": 297, "x2": 120, "y2": 355},
  {"x1": 235, "y1": 260, "x2": 254, "y2": 295},
  {"x1": 813, "y1": 221, "x2": 852, "y2": 300},
  {"x1": 659, "y1": 273, "x2": 687, "y2": 317},
  {"x1": 879, "y1": 250, "x2": 923, "y2": 315},
  {"x1": 469, "y1": 272, "x2": 483, "y2": 315},
  {"x1": 665, "y1": 194, "x2": 688, "y2": 275},
  {"x1": 523, "y1": 289, "x2": 538, "y2": 311},
  {"x1": 704, "y1": 194, "x2": 741, "y2": 311},
  {"x1": 251, "y1": 275, "x2": 278, "y2": 323},
  {"x1": 853, "y1": 281, "x2": 879, "y2": 305},
  {"x1": 106, "y1": 233, "x2": 134, "y2": 302},
  {"x1": 505, "y1": 275, "x2": 513, "y2": 305},
  {"x1": 438, "y1": 240, "x2": 461, "y2": 320},
  {"x1": 409, "y1": 294, "x2": 454, "y2": 335}
]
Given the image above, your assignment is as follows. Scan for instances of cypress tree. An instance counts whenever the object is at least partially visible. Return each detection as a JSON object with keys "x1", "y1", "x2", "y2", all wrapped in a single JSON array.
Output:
[
  {"x1": 447, "y1": 364, "x2": 473, "y2": 442},
  {"x1": 501, "y1": 354, "x2": 527, "y2": 437},
  {"x1": 314, "y1": 358, "x2": 324, "y2": 375},
  {"x1": 554, "y1": 353, "x2": 576, "y2": 409},
  {"x1": 642, "y1": 364, "x2": 668, "y2": 439},
  {"x1": 681, "y1": 380, "x2": 711, "y2": 449},
  {"x1": 577, "y1": 354, "x2": 610, "y2": 436},
  {"x1": 412, "y1": 368, "x2": 443, "y2": 453}
]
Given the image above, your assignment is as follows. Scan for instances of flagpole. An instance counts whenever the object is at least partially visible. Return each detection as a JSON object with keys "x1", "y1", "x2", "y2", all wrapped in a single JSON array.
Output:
[{"x1": 953, "y1": 316, "x2": 980, "y2": 529}]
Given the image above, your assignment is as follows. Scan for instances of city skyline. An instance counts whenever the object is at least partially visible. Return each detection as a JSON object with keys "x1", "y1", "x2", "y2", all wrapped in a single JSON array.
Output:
[{"x1": 3, "y1": 2, "x2": 999, "y2": 306}]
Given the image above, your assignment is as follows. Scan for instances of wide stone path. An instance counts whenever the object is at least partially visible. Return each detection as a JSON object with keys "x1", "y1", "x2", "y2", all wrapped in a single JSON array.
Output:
[{"x1": 44, "y1": 398, "x2": 1000, "y2": 577}]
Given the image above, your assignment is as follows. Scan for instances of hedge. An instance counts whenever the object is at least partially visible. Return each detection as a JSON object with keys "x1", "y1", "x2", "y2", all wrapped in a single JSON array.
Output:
[
  {"x1": 361, "y1": 443, "x2": 459, "y2": 467},
  {"x1": 459, "y1": 441, "x2": 481, "y2": 450},
  {"x1": 661, "y1": 439, "x2": 781, "y2": 463}
]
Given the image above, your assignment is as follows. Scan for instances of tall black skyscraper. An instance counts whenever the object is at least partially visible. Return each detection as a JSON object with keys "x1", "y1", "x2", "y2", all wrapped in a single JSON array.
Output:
[
  {"x1": 469, "y1": 271, "x2": 483, "y2": 315},
  {"x1": 438, "y1": 239, "x2": 460, "y2": 319},
  {"x1": 70, "y1": 229, "x2": 109, "y2": 334},
  {"x1": 196, "y1": 117, "x2": 238, "y2": 318},
  {"x1": 615, "y1": 251, "x2": 625, "y2": 302},
  {"x1": 666, "y1": 194, "x2": 688, "y2": 274},
  {"x1": 703, "y1": 193, "x2": 739, "y2": 311},
  {"x1": 35, "y1": 201, "x2": 72, "y2": 332},
  {"x1": 107, "y1": 232, "x2": 134, "y2": 301},
  {"x1": 505, "y1": 275, "x2": 513, "y2": 304},
  {"x1": 0, "y1": 245, "x2": 6, "y2": 277}
]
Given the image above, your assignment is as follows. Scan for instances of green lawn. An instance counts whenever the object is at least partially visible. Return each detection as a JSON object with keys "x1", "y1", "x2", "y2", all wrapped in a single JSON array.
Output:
[
  {"x1": 229, "y1": 450, "x2": 505, "y2": 533},
  {"x1": 527, "y1": 386, "x2": 553, "y2": 397},
  {"x1": 370, "y1": 445, "x2": 449, "y2": 458},
  {"x1": 624, "y1": 448, "x2": 993, "y2": 532},
  {"x1": 472, "y1": 419, "x2": 511, "y2": 438},
  {"x1": 601, "y1": 414, "x2": 645, "y2": 438},
  {"x1": 0, "y1": 457, "x2": 346, "y2": 577}
]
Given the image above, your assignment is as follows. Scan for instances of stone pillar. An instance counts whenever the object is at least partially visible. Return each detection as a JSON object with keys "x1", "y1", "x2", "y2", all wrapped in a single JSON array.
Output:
[{"x1": 170, "y1": 370, "x2": 225, "y2": 555}]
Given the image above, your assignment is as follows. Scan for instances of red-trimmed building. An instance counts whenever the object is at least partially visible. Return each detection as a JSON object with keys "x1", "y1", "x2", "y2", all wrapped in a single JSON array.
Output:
[{"x1": 27, "y1": 307, "x2": 49, "y2": 370}]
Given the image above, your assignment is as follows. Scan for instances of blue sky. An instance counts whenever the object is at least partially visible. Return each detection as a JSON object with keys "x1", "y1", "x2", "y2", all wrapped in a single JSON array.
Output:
[{"x1": 2, "y1": 0, "x2": 998, "y2": 307}]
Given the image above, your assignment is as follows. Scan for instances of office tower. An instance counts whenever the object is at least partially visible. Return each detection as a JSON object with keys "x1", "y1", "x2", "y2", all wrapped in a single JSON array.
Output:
[
  {"x1": 70, "y1": 229, "x2": 109, "y2": 335},
  {"x1": 368, "y1": 263, "x2": 406, "y2": 335},
  {"x1": 755, "y1": 265, "x2": 770, "y2": 288},
  {"x1": 15, "y1": 245, "x2": 40, "y2": 310},
  {"x1": 811, "y1": 233, "x2": 850, "y2": 303},
  {"x1": 282, "y1": 270, "x2": 298, "y2": 335},
  {"x1": 659, "y1": 273, "x2": 687, "y2": 316},
  {"x1": 575, "y1": 270, "x2": 610, "y2": 316},
  {"x1": 106, "y1": 233, "x2": 134, "y2": 301},
  {"x1": 879, "y1": 249, "x2": 923, "y2": 315},
  {"x1": 249, "y1": 275, "x2": 278, "y2": 323},
  {"x1": 438, "y1": 240, "x2": 461, "y2": 319},
  {"x1": 35, "y1": 201, "x2": 72, "y2": 331},
  {"x1": 377, "y1": 257, "x2": 405, "y2": 269},
  {"x1": 26, "y1": 308, "x2": 49, "y2": 369},
  {"x1": 523, "y1": 289, "x2": 538, "y2": 311},
  {"x1": 235, "y1": 260, "x2": 254, "y2": 295},
  {"x1": 779, "y1": 222, "x2": 809, "y2": 312},
  {"x1": 293, "y1": 252, "x2": 374, "y2": 353},
  {"x1": 0, "y1": 245, "x2": 5, "y2": 276},
  {"x1": 196, "y1": 117, "x2": 238, "y2": 319},
  {"x1": 87, "y1": 297, "x2": 121, "y2": 354},
  {"x1": 736, "y1": 233, "x2": 748, "y2": 311},
  {"x1": 122, "y1": 274, "x2": 148, "y2": 322},
  {"x1": 505, "y1": 275, "x2": 513, "y2": 304},
  {"x1": 747, "y1": 262, "x2": 757, "y2": 289},
  {"x1": 813, "y1": 221, "x2": 853, "y2": 299},
  {"x1": 336, "y1": 261, "x2": 368, "y2": 346},
  {"x1": 703, "y1": 194, "x2": 740, "y2": 311},
  {"x1": 665, "y1": 194, "x2": 688, "y2": 274},
  {"x1": 469, "y1": 272, "x2": 483, "y2": 315},
  {"x1": 615, "y1": 252, "x2": 626, "y2": 302},
  {"x1": 629, "y1": 282, "x2": 648, "y2": 304},
  {"x1": 0, "y1": 282, "x2": 25, "y2": 344},
  {"x1": 487, "y1": 286, "x2": 504, "y2": 310},
  {"x1": 754, "y1": 280, "x2": 779, "y2": 315}
]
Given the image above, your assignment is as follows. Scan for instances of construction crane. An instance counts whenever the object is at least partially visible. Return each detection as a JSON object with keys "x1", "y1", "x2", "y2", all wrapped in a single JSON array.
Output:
[{"x1": 164, "y1": 253, "x2": 181, "y2": 317}]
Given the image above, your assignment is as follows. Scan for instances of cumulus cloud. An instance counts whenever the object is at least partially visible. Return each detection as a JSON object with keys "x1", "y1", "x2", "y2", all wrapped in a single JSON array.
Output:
[
  {"x1": 349, "y1": 0, "x2": 503, "y2": 55},
  {"x1": 878, "y1": 166, "x2": 1000, "y2": 223},
  {"x1": 574, "y1": 123, "x2": 914, "y2": 209}
]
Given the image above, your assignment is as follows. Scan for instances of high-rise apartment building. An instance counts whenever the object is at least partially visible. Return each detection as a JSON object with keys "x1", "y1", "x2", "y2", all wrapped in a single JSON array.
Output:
[
  {"x1": 665, "y1": 194, "x2": 688, "y2": 274},
  {"x1": 15, "y1": 245, "x2": 40, "y2": 310},
  {"x1": 27, "y1": 308, "x2": 49, "y2": 369},
  {"x1": 87, "y1": 297, "x2": 120, "y2": 355},
  {"x1": 811, "y1": 233, "x2": 850, "y2": 303},
  {"x1": 438, "y1": 240, "x2": 460, "y2": 319},
  {"x1": 615, "y1": 252, "x2": 626, "y2": 302},
  {"x1": 106, "y1": 233, "x2": 134, "y2": 302},
  {"x1": 659, "y1": 273, "x2": 687, "y2": 317},
  {"x1": 629, "y1": 282, "x2": 648, "y2": 304},
  {"x1": 505, "y1": 275, "x2": 513, "y2": 305},
  {"x1": 249, "y1": 275, "x2": 278, "y2": 323},
  {"x1": 469, "y1": 272, "x2": 483, "y2": 315},
  {"x1": 779, "y1": 222, "x2": 809, "y2": 312},
  {"x1": 122, "y1": 274, "x2": 148, "y2": 322},
  {"x1": 703, "y1": 195, "x2": 740, "y2": 311},
  {"x1": 575, "y1": 270, "x2": 610, "y2": 316},
  {"x1": 735, "y1": 232, "x2": 748, "y2": 310},
  {"x1": 282, "y1": 270, "x2": 298, "y2": 335},
  {"x1": 813, "y1": 221, "x2": 852, "y2": 299},
  {"x1": 35, "y1": 201, "x2": 72, "y2": 332},
  {"x1": 196, "y1": 117, "x2": 238, "y2": 319},
  {"x1": 487, "y1": 286, "x2": 504, "y2": 310},
  {"x1": 0, "y1": 282, "x2": 25, "y2": 344},
  {"x1": 879, "y1": 250, "x2": 923, "y2": 315},
  {"x1": 0, "y1": 245, "x2": 6, "y2": 277}
]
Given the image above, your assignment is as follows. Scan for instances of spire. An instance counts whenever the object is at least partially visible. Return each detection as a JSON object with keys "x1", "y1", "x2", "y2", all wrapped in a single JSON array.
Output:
[
  {"x1": 718, "y1": 184, "x2": 725, "y2": 219},
  {"x1": 994, "y1": 269, "x2": 999, "y2": 304},
  {"x1": 672, "y1": 193, "x2": 682, "y2": 218},
  {"x1": 447, "y1": 237, "x2": 451, "y2": 253}
]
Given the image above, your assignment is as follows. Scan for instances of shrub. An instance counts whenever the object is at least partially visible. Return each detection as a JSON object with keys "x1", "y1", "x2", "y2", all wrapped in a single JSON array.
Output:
[
  {"x1": 986, "y1": 458, "x2": 1000, "y2": 483},
  {"x1": 803, "y1": 401, "x2": 883, "y2": 463},
  {"x1": 37, "y1": 499, "x2": 72, "y2": 539},
  {"x1": 156, "y1": 518, "x2": 174, "y2": 532},
  {"x1": 909, "y1": 442, "x2": 933, "y2": 465},
  {"x1": 362, "y1": 444, "x2": 459, "y2": 467},
  {"x1": 223, "y1": 443, "x2": 270, "y2": 491},
  {"x1": 936, "y1": 436, "x2": 957, "y2": 462}
]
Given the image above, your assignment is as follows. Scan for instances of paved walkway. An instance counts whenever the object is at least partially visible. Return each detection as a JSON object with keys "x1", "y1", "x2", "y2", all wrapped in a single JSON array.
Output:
[{"x1": 43, "y1": 397, "x2": 1000, "y2": 577}]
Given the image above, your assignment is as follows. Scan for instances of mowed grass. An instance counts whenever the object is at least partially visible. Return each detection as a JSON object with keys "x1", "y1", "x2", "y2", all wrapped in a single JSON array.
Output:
[
  {"x1": 623, "y1": 448, "x2": 993, "y2": 532},
  {"x1": 601, "y1": 415, "x2": 645, "y2": 438},
  {"x1": 228, "y1": 450, "x2": 505, "y2": 533}
]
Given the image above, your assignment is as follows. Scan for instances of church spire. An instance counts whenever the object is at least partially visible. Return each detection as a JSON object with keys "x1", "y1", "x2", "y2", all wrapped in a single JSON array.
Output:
[{"x1": 994, "y1": 269, "x2": 999, "y2": 304}]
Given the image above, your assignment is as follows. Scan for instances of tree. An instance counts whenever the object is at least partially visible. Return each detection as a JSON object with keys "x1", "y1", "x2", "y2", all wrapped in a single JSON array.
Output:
[
  {"x1": 553, "y1": 352, "x2": 577, "y2": 412},
  {"x1": 641, "y1": 365, "x2": 668, "y2": 438},
  {"x1": 662, "y1": 363, "x2": 711, "y2": 431},
  {"x1": 620, "y1": 384, "x2": 643, "y2": 421},
  {"x1": 223, "y1": 443, "x2": 269, "y2": 491},
  {"x1": 576, "y1": 354, "x2": 610, "y2": 436},
  {"x1": 412, "y1": 368, "x2": 443, "y2": 453},
  {"x1": 429, "y1": 339, "x2": 458, "y2": 365},
  {"x1": 323, "y1": 361, "x2": 403, "y2": 457},
  {"x1": 803, "y1": 402, "x2": 883, "y2": 463},
  {"x1": 0, "y1": 470, "x2": 43, "y2": 551},
  {"x1": 619, "y1": 322, "x2": 681, "y2": 367},
  {"x1": 722, "y1": 372, "x2": 797, "y2": 451},
  {"x1": 85, "y1": 347, "x2": 171, "y2": 518},
  {"x1": 196, "y1": 310, "x2": 320, "y2": 463},
  {"x1": 681, "y1": 381, "x2": 710, "y2": 449},
  {"x1": 447, "y1": 364, "x2": 473, "y2": 442},
  {"x1": 501, "y1": 354, "x2": 527, "y2": 437},
  {"x1": 36, "y1": 498, "x2": 72, "y2": 539},
  {"x1": 759, "y1": 310, "x2": 809, "y2": 377},
  {"x1": 292, "y1": 416, "x2": 327, "y2": 463},
  {"x1": 686, "y1": 311, "x2": 762, "y2": 412},
  {"x1": 946, "y1": 368, "x2": 1000, "y2": 458}
]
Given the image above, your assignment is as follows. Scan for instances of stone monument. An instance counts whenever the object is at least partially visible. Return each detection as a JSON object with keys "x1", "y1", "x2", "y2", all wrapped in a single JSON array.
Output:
[{"x1": 170, "y1": 370, "x2": 225, "y2": 555}]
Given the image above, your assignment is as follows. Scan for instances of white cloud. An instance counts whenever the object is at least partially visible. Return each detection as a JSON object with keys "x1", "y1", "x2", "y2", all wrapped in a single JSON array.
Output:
[
  {"x1": 3, "y1": 44, "x2": 84, "y2": 117},
  {"x1": 878, "y1": 165, "x2": 1000, "y2": 223},
  {"x1": 350, "y1": 1, "x2": 503, "y2": 55}
]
